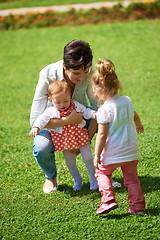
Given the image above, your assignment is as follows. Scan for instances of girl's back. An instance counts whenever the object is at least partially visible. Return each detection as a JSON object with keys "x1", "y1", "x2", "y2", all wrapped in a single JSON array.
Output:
[{"x1": 97, "y1": 94, "x2": 140, "y2": 165}]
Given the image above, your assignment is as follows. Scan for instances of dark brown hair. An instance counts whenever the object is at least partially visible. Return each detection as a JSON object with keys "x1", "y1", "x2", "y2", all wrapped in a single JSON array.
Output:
[{"x1": 63, "y1": 39, "x2": 93, "y2": 70}]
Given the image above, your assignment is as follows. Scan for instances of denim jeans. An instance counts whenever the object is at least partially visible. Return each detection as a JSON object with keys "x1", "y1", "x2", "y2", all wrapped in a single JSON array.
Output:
[{"x1": 33, "y1": 129, "x2": 57, "y2": 180}]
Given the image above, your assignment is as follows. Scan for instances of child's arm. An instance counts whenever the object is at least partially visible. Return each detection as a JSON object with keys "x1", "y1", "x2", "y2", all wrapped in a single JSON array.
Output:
[
  {"x1": 88, "y1": 119, "x2": 97, "y2": 140},
  {"x1": 73, "y1": 100, "x2": 98, "y2": 140},
  {"x1": 87, "y1": 111, "x2": 98, "y2": 140},
  {"x1": 73, "y1": 100, "x2": 95, "y2": 119},
  {"x1": 29, "y1": 107, "x2": 52, "y2": 137},
  {"x1": 29, "y1": 127, "x2": 40, "y2": 137},
  {"x1": 134, "y1": 111, "x2": 144, "y2": 134},
  {"x1": 94, "y1": 123, "x2": 108, "y2": 169}
]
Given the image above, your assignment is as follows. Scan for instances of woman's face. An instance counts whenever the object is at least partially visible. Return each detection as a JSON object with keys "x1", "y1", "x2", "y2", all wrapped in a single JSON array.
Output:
[{"x1": 64, "y1": 66, "x2": 90, "y2": 85}]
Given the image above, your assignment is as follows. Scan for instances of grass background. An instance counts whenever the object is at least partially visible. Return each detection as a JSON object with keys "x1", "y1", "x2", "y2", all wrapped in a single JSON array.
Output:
[
  {"x1": 0, "y1": 0, "x2": 117, "y2": 10},
  {"x1": 0, "y1": 19, "x2": 160, "y2": 239}
]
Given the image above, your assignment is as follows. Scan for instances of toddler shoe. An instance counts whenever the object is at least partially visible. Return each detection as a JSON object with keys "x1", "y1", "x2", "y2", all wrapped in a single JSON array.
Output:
[
  {"x1": 96, "y1": 200, "x2": 118, "y2": 215},
  {"x1": 128, "y1": 208, "x2": 144, "y2": 214}
]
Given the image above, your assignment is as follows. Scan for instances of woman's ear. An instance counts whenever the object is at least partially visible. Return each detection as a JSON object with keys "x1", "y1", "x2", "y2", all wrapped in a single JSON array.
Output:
[{"x1": 63, "y1": 63, "x2": 67, "y2": 71}]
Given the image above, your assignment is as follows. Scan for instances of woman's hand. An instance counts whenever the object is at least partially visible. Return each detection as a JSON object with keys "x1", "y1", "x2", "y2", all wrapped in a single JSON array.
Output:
[{"x1": 63, "y1": 109, "x2": 83, "y2": 125}]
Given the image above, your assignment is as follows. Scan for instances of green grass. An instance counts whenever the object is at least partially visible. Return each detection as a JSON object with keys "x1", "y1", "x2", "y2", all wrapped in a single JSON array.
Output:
[
  {"x1": 0, "y1": 0, "x2": 118, "y2": 10},
  {"x1": 0, "y1": 20, "x2": 160, "y2": 239}
]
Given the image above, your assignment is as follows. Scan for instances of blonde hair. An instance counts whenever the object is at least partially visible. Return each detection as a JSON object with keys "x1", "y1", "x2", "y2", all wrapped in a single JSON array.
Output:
[
  {"x1": 48, "y1": 80, "x2": 71, "y2": 97},
  {"x1": 91, "y1": 59, "x2": 121, "y2": 104}
]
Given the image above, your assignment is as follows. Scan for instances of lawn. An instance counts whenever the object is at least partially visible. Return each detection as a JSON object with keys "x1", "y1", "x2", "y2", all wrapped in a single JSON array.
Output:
[
  {"x1": 0, "y1": 0, "x2": 117, "y2": 10},
  {"x1": 0, "y1": 20, "x2": 160, "y2": 239}
]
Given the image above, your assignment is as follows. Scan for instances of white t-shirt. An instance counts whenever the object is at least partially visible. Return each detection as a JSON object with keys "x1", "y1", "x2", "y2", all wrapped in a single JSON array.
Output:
[{"x1": 97, "y1": 94, "x2": 140, "y2": 165}]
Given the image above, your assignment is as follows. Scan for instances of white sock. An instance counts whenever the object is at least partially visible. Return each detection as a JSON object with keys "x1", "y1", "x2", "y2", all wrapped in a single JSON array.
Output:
[
  {"x1": 63, "y1": 150, "x2": 82, "y2": 190},
  {"x1": 80, "y1": 144, "x2": 98, "y2": 190}
]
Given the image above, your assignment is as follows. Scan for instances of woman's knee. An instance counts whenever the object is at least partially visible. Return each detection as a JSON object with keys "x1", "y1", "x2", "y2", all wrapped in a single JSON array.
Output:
[{"x1": 33, "y1": 130, "x2": 54, "y2": 156}]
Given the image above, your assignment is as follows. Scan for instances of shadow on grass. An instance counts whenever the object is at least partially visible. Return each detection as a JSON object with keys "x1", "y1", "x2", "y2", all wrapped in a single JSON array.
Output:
[
  {"x1": 58, "y1": 183, "x2": 100, "y2": 198},
  {"x1": 58, "y1": 175, "x2": 160, "y2": 196},
  {"x1": 139, "y1": 176, "x2": 160, "y2": 193},
  {"x1": 144, "y1": 208, "x2": 160, "y2": 216},
  {"x1": 98, "y1": 207, "x2": 160, "y2": 219},
  {"x1": 100, "y1": 213, "x2": 129, "y2": 219},
  {"x1": 57, "y1": 179, "x2": 127, "y2": 201},
  {"x1": 57, "y1": 176, "x2": 160, "y2": 217}
]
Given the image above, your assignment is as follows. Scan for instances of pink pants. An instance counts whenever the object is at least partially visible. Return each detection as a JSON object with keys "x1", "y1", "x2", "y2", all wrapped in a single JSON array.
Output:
[{"x1": 95, "y1": 160, "x2": 145, "y2": 211}]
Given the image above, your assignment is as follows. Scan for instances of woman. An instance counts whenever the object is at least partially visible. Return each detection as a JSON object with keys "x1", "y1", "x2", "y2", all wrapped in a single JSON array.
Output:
[{"x1": 30, "y1": 39, "x2": 98, "y2": 193}]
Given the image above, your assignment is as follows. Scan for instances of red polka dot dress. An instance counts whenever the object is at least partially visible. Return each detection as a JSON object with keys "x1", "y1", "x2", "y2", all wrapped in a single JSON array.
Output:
[{"x1": 50, "y1": 102, "x2": 90, "y2": 151}]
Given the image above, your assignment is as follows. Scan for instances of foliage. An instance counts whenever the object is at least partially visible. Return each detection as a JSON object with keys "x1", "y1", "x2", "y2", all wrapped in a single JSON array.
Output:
[{"x1": 0, "y1": 0, "x2": 160, "y2": 30}]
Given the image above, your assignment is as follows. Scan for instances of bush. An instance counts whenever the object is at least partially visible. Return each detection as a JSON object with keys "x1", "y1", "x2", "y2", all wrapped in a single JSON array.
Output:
[
  {"x1": 0, "y1": 0, "x2": 160, "y2": 30},
  {"x1": 0, "y1": 0, "x2": 16, "y2": 2}
]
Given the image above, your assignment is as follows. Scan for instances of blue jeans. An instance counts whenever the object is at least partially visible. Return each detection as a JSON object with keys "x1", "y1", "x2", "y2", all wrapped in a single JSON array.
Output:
[{"x1": 33, "y1": 129, "x2": 57, "y2": 180}]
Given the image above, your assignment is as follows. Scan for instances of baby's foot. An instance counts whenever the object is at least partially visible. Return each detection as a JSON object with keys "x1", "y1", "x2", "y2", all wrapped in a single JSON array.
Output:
[
  {"x1": 73, "y1": 178, "x2": 82, "y2": 191},
  {"x1": 90, "y1": 179, "x2": 98, "y2": 190},
  {"x1": 43, "y1": 178, "x2": 58, "y2": 194}
]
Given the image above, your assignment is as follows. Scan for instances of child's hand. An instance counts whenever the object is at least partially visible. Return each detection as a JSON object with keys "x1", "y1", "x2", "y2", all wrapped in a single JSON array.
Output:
[
  {"x1": 94, "y1": 156, "x2": 101, "y2": 169},
  {"x1": 134, "y1": 111, "x2": 144, "y2": 134},
  {"x1": 29, "y1": 127, "x2": 40, "y2": 137},
  {"x1": 92, "y1": 111, "x2": 97, "y2": 120},
  {"x1": 136, "y1": 124, "x2": 144, "y2": 134}
]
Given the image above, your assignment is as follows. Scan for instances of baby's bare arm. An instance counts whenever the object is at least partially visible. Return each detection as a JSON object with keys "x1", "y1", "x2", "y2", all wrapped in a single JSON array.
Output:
[{"x1": 134, "y1": 111, "x2": 144, "y2": 134}]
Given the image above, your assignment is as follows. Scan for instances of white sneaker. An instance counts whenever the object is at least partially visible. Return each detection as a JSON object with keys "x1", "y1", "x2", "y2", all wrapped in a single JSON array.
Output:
[{"x1": 112, "y1": 182, "x2": 121, "y2": 188}]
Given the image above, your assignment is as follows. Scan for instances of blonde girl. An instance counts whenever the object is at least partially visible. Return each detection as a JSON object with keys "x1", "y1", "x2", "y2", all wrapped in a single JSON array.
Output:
[
  {"x1": 29, "y1": 80, "x2": 98, "y2": 191},
  {"x1": 92, "y1": 59, "x2": 145, "y2": 215}
]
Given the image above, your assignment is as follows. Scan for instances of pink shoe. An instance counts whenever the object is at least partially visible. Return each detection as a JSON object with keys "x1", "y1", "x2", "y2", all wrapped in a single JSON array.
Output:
[
  {"x1": 128, "y1": 208, "x2": 144, "y2": 214},
  {"x1": 96, "y1": 200, "x2": 118, "y2": 215}
]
